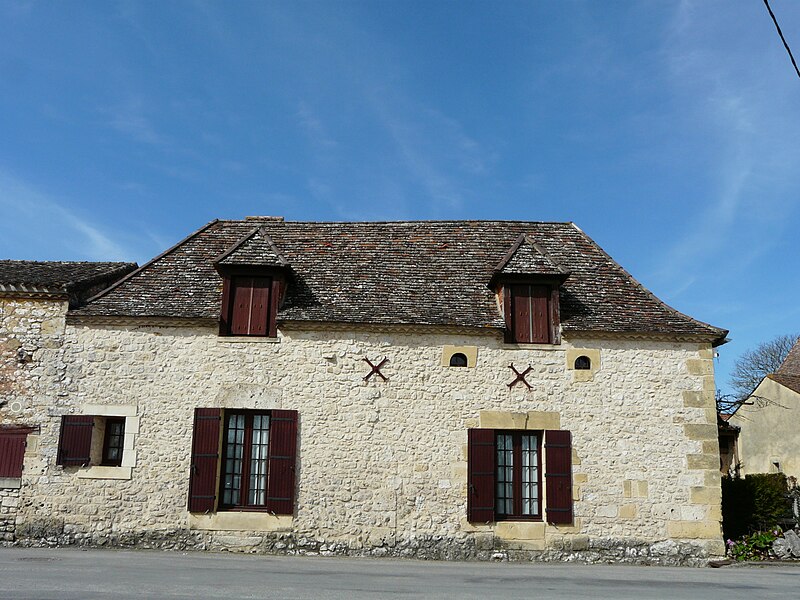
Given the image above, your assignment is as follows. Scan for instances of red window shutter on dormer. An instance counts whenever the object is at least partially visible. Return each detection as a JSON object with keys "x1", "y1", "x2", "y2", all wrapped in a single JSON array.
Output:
[
  {"x1": 56, "y1": 415, "x2": 94, "y2": 466},
  {"x1": 510, "y1": 284, "x2": 551, "y2": 344},
  {"x1": 544, "y1": 429, "x2": 573, "y2": 524},
  {"x1": 266, "y1": 409, "x2": 297, "y2": 515},
  {"x1": 188, "y1": 408, "x2": 222, "y2": 513},
  {"x1": 467, "y1": 428, "x2": 496, "y2": 523},
  {"x1": 229, "y1": 276, "x2": 272, "y2": 336}
]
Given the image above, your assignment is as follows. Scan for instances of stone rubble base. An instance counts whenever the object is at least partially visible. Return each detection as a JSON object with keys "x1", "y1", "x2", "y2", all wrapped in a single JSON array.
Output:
[{"x1": 3, "y1": 522, "x2": 719, "y2": 567}]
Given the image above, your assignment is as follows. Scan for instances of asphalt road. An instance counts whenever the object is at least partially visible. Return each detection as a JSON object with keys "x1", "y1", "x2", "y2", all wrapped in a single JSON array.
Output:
[{"x1": 1, "y1": 547, "x2": 798, "y2": 599}]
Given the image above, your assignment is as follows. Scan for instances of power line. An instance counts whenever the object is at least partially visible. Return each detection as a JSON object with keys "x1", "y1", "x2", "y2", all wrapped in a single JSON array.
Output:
[{"x1": 763, "y1": 0, "x2": 800, "y2": 80}]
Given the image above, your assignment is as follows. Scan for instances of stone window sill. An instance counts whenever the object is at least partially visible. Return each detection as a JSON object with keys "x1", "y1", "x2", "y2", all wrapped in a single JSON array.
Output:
[
  {"x1": 188, "y1": 511, "x2": 293, "y2": 532},
  {"x1": 503, "y1": 343, "x2": 562, "y2": 351},
  {"x1": 76, "y1": 466, "x2": 132, "y2": 480},
  {"x1": 217, "y1": 337, "x2": 281, "y2": 344}
]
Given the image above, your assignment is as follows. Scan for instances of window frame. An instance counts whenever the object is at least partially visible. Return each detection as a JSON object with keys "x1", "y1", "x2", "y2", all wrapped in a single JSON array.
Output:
[
  {"x1": 100, "y1": 417, "x2": 126, "y2": 467},
  {"x1": 218, "y1": 409, "x2": 272, "y2": 511},
  {"x1": 494, "y1": 430, "x2": 543, "y2": 521}
]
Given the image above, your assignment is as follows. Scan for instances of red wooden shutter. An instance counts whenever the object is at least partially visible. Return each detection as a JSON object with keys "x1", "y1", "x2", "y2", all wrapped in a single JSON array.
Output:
[
  {"x1": 545, "y1": 430, "x2": 573, "y2": 524},
  {"x1": 248, "y1": 277, "x2": 271, "y2": 336},
  {"x1": 219, "y1": 276, "x2": 232, "y2": 335},
  {"x1": 0, "y1": 429, "x2": 28, "y2": 477},
  {"x1": 467, "y1": 428, "x2": 496, "y2": 523},
  {"x1": 266, "y1": 409, "x2": 298, "y2": 515},
  {"x1": 57, "y1": 415, "x2": 94, "y2": 466},
  {"x1": 230, "y1": 277, "x2": 253, "y2": 335},
  {"x1": 511, "y1": 285, "x2": 532, "y2": 343},
  {"x1": 531, "y1": 285, "x2": 551, "y2": 343},
  {"x1": 188, "y1": 408, "x2": 221, "y2": 513}
]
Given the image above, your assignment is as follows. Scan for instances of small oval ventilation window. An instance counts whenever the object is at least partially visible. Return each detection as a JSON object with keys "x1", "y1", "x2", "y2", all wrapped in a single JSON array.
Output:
[
  {"x1": 574, "y1": 355, "x2": 591, "y2": 370},
  {"x1": 449, "y1": 353, "x2": 468, "y2": 367}
]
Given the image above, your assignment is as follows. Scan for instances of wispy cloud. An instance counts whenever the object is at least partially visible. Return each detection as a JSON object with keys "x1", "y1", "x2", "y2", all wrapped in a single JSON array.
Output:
[
  {"x1": 296, "y1": 101, "x2": 337, "y2": 150},
  {"x1": 103, "y1": 95, "x2": 167, "y2": 146},
  {"x1": 0, "y1": 169, "x2": 135, "y2": 261},
  {"x1": 655, "y1": 1, "x2": 800, "y2": 297}
]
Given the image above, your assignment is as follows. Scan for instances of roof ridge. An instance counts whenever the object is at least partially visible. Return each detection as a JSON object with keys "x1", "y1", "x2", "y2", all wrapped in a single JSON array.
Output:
[{"x1": 215, "y1": 219, "x2": 576, "y2": 226}]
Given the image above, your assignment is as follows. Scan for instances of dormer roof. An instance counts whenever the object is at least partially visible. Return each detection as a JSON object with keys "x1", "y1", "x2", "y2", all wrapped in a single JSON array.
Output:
[
  {"x1": 494, "y1": 234, "x2": 569, "y2": 278},
  {"x1": 215, "y1": 227, "x2": 289, "y2": 268}
]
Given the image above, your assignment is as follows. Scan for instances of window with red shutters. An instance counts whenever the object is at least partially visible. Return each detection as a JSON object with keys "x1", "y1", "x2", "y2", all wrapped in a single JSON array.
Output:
[
  {"x1": 467, "y1": 428, "x2": 573, "y2": 525},
  {"x1": 56, "y1": 415, "x2": 94, "y2": 466},
  {"x1": 189, "y1": 408, "x2": 298, "y2": 515},
  {"x1": 0, "y1": 428, "x2": 31, "y2": 478},
  {"x1": 220, "y1": 276, "x2": 282, "y2": 337}
]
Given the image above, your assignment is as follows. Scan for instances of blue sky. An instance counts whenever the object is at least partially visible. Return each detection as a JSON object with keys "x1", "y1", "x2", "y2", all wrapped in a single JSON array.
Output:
[{"x1": 1, "y1": 1, "x2": 799, "y2": 392}]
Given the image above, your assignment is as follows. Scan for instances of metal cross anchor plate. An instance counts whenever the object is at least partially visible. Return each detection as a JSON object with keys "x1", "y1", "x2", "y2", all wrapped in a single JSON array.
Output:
[
  {"x1": 507, "y1": 363, "x2": 533, "y2": 389},
  {"x1": 363, "y1": 357, "x2": 389, "y2": 381}
]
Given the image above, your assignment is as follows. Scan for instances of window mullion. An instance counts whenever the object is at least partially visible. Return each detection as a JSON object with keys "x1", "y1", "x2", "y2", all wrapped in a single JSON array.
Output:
[{"x1": 240, "y1": 414, "x2": 254, "y2": 507}]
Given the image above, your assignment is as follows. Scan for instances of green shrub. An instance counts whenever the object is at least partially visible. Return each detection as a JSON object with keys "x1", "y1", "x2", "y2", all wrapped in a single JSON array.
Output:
[{"x1": 722, "y1": 472, "x2": 791, "y2": 541}]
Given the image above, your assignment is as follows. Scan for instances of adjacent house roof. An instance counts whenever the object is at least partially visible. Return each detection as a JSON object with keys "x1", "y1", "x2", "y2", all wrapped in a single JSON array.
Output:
[
  {"x1": 0, "y1": 261, "x2": 138, "y2": 306},
  {"x1": 71, "y1": 219, "x2": 727, "y2": 343},
  {"x1": 769, "y1": 339, "x2": 800, "y2": 394}
]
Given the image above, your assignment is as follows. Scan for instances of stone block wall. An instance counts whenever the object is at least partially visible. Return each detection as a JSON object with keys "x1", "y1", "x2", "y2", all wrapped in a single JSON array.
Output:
[
  {"x1": 0, "y1": 487, "x2": 19, "y2": 543},
  {"x1": 9, "y1": 322, "x2": 723, "y2": 565}
]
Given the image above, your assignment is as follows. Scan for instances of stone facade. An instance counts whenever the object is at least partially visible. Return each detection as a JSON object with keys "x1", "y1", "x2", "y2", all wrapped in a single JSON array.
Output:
[
  {"x1": 730, "y1": 376, "x2": 800, "y2": 480},
  {"x1": 4, "y1": 316, "x2": 724, "y2": 565}
]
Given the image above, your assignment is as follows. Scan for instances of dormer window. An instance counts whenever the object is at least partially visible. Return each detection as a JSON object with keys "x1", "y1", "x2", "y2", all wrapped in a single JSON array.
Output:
[
  {"x1": 492, "y1": 234, "x2": 569, "y2": 346},
  {"x1": 214, "y1": 226, "x2": 290, "y2": 338},
  {"x1": 227, "y1": 276, "x2": 273, "y2": 336}
]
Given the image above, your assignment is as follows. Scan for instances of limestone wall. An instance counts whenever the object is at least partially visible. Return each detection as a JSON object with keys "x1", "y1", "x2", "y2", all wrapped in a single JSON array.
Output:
[
  {"x1": 1, "y1": 296, "x2": 68, "y2": 423},
  {"x1": 1, "y1": 296, "x2": 68, "y2": 543},
  {"x1": 11, "y1": 322, "x2": 723, "y2": 564}
]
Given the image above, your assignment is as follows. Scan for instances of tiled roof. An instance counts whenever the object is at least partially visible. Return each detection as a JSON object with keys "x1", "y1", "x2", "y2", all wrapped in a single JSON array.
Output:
[
  {"x1": 769, "y1": 373, "x2": 800, "y2": 395},
  {"x1": 0, "y1": 261, "x2": 137, "y2": 305},
  {"x1": 72, "y1": 219, "x2": 727, "y2": 342},
  {"x1": 777, "y1": 338, "x2": 800, "y2": 376}
]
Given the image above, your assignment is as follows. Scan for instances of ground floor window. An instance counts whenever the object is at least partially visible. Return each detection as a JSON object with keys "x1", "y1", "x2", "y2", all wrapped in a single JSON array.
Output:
[
  {"x1": 188, "y1": 408, "x2": 297, "y2": 515},
  {"x1": 101, "y1": 417, "x2": 126, "y2": 467},
  {"x1": 468, "y1": 428, "x2": 572, "y2": 524},
  {"x1": 496, "y1": 431, "x2": 541, "y2": 519},
  {"x1": 220, "y1": 412, "x2": 270, "y2": 508}
]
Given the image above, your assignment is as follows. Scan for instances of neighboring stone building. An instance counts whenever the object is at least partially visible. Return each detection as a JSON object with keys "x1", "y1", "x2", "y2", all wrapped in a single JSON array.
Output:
[
  {"x1": 730, "y1": 338, "x2": 800, "y2": 480},
  {"x1": 1, "y1": 219, "x2": 728, "y2": 565},
  {"x1": 0, "y1": 260, "x2": 137, "y2": 542}
]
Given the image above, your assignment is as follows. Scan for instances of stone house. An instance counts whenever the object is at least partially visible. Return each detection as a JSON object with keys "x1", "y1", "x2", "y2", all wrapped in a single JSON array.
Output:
[
  {"x1": 0, "y1": 219, "x2": 728, "y2": 565},
  {"x1": 0, "y1": 260, "x2": 137, "y2": 541},
  {"x1": 729, "y1": 338, "x2": 800, "y2": 480}
]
